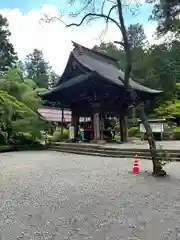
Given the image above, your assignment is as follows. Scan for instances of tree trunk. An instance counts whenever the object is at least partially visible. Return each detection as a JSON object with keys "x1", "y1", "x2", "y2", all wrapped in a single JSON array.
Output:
[{"x1": 136, "y1": 104, "x2": 166, "y2": 176}]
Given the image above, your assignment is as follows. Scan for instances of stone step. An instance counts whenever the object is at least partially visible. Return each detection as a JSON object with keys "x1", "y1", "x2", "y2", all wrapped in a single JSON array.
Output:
[
  {"x1": 51, "y1": 146, "x2": 149, "y2": 158},
  {"x1": 51, "y1": 145, "x2": 180, "y2": 162},
  {"x1": 51, "y1": 143, "x2": 180, "y2": 154},
  {"x1": 51, "y1": 148, "x2": 180, "y2": 162}
]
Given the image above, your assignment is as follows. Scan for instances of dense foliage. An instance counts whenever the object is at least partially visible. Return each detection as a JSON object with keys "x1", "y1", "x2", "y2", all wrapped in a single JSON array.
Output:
[
  {"x1": 0, "y1": 14, "x2": 58, "y2": 145},
  {"x1": 148, "y1": 0, "x2": 180, "y2": 37}
]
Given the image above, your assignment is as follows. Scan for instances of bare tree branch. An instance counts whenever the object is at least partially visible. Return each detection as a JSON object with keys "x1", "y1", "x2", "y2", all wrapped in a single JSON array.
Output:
[
  {"x1": 101, "y1": 0, "x2": 106, "y2": 14},
  {"x1": 40, "y1": 13, "x2": 66, "y2": 26},
  {"x1": 114, "y1": 40, "x2": 124, "y2": 47},
  {"x1": 107, "y1": 0, "x2": 117, "y2": 3},
  {"x1": 41, "y1": 7, "x2": 121, "y2": 45},
  {"x1": 98, "y1": 20, "x2": 109, "y2": 42},
  {"x1": 69, "y1": 0, "x2": 94, "y2": 17},
  {"x1": 98, "y1": 4, "x2": 118, "y2": 41},
  {"x1": 65, "y1": 12, "x2": 121, "y2": 30},
  {"x1": 106, "y1": 4, "x2": 118, "y2": 22}
]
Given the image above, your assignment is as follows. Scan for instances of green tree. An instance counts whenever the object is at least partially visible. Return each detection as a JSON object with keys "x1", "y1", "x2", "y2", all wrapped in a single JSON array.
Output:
[
  {"x1": 0, "y1": 66, "x2": 52, "y2": 142},
  {"x1": 49, "y1": 70, "x2": 59, "y2": 88},
  {"x1": 155, "y1": 83, "x2": 180, "y2": 122},
  {"x1": 0, "y1": 67, "x2": 46, "y2": 110},
  {"x1": 0, "y1": 14, "x2": 18, "y2": 71},
  {"x1": 11, "y1": 115, "x2": 50, "y2": 141},
  {"x1": 126, "y1": 24, "x2": 149, "y2": 82},
  {"x1": 0, "y1": 90, "x2": 36, "y2": 139},
  {"x1": 0, "y1": 67, "x2": 23, "y2": 100},
  {"x1": 24, "y1": 78, "x2": 38, "y2": 89},
  {"x1": 143, "y1": 40, "x2": 180, "y2": 103},
  {"x1": 149, "y1": 0, "x2": 180, "y2": 36},
  {"x1": 17, "y1": 60, "x2": 25, "y2": 80},
  {"x1": 93, "y1": 42, "x2": 122, "y2": 60},
  {"x1": 127, "y1": 23, "x2": 148, "y2": 49},
  {"x1": 25, "y1": 49, "x2": 50, "y2": 88}
]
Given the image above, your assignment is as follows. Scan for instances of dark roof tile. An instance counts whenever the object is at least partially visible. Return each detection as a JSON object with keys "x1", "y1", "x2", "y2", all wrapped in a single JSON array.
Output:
[
  {"x1": 72, "y1": 42, "x2": 161, "y2": 94},
  {"x1": 40, "y1": 73, "x2": 92, "y2": 98}
]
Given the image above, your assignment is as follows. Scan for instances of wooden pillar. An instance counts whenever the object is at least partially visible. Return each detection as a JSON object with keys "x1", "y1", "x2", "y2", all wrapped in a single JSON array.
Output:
[
  {"x1": 100, "y1": 114, "x2": 104, "y2": 141},
  {"x1": 90, "y1": 116, "x2": 94, "y2": 140},
  {"x1": 71, "y1": 106, "x2": 79, "y2": 141},
  {"x1": 119, "y1": 109, "x2": 128, "y2": 143},
  {"x1": 74, "y1": 116, "x2": 79, "y2": 139},
  {"x1": 92, "y1": 103, "x2": 100, "y2": 141},
  {"x1": 60, "y1": 108, "x2": 64, "y2": 138},
  {"x1": 119, "y1": 117, "x2": 124, "y2": 142},
  {"x1": 93, "y1": 112, "x2": 100, "y2": 140},
  {"x1": 123, "y1": 115, "x2": 128, "y2": 142}
]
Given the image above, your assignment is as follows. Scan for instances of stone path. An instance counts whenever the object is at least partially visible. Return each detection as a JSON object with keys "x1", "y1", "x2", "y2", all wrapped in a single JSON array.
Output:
[{"x1": 0, "y1": 151, "x2": 180, "y2": 239}]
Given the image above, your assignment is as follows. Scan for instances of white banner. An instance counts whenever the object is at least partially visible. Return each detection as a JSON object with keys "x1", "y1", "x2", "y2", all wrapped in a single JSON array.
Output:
[
  {"x1": 69, "y1": 126, "x2": 74, "y2": 139},
  {"x1": 140, "y1": 123, "x2": 164, "y2": 133}
]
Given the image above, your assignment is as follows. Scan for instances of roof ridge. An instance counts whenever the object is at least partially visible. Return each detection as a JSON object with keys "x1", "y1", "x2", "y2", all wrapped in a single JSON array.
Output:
[{"x1": 72, "y1": 41, "x2": 119, "y2": 65}]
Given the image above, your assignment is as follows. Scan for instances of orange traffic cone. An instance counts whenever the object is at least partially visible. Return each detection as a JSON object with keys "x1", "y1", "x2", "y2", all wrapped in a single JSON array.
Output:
[{"x1": 133, "y1": 153, "x2": 139, "y2": 174}]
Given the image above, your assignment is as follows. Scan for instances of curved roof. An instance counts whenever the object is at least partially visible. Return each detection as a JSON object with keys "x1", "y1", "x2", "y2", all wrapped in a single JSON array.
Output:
[
  {"x1": 71, "y1": 42, "x2": 161, "y2": 94},
  {"x1": 40, "y1": 41, "x2": 162, "y2": 101},
  {"x1": 40, "y1": 73, "x2": 92, "y2": 98}
]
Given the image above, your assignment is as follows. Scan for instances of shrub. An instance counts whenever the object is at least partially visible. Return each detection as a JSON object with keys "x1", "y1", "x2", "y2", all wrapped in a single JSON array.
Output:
[
  {"x1": 9, "y1": 133, "x2": 40, "y2": 145},
  {"x1": 52, "y1": 128, "x2": 69, "y2": 142},
  {"x1": 128, "y1": 127, "x2": 139, "y2": 137},
  {"x1": 0, "y1": 145, "x2": 13, "y2": 152},
  {"x1": 173, "y1": 127, "x2": 180, "y2": 140},
  {"x1": 0, "y1": 132, "x2": 7, "y2": 145}
]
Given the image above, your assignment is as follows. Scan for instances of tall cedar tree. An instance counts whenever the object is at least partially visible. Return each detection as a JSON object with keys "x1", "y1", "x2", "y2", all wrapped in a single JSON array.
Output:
[
  {"x1": 0, "y1": 14, "x2": 17, "y2": 71},
  {"x1": 25, "y1": 49, "x2": 50, "y2": 89}
]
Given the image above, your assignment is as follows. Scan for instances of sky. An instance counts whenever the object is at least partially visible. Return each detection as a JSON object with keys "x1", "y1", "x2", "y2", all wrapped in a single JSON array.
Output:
[{"x1": 0, "y1": 0, "x2": 158, "y2": 74}]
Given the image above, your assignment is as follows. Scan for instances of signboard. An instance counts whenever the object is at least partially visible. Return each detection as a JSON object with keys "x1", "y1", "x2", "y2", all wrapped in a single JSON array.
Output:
[{"x1": 140, "y1": 122, "x2": 164, "y2": 133}]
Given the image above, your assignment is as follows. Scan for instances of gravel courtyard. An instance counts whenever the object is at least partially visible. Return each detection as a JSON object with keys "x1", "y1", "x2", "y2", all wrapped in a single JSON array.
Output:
[{"x1": 0, "y1": 151, "x2": 180, "y2": 240}]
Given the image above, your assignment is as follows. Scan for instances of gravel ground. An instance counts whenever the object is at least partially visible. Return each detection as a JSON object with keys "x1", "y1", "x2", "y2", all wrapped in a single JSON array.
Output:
[{"x1": 0, "y1": 151, "x2": 180, "y2": 240}]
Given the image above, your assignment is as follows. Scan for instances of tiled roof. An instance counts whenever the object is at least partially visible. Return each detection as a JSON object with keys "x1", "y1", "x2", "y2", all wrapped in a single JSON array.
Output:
[
  {"x1": 40, "y1": 42, "x2": 162, "y2": 100},
  {"x1": 72, "y1": 42, "x2": 161, "y2": 94}
]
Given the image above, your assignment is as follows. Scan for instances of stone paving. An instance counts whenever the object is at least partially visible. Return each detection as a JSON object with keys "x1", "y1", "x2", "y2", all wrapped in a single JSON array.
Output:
[{"x1": 0, "y1": 150, "x2": 180, "y2": 239}]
